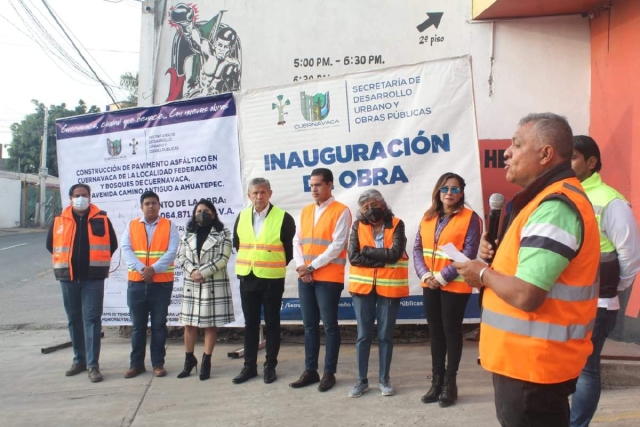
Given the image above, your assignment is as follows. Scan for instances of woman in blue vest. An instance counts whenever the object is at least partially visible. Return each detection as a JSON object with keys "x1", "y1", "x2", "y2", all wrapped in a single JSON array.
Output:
[{"x1": 176, "y1": 198, "x2": 234, "y2": 380}]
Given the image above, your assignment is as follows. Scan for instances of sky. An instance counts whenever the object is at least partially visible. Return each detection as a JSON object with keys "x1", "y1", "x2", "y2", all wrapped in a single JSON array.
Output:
[{"x1": 0, "y1": 0, "x2": 142, "y2": 157}]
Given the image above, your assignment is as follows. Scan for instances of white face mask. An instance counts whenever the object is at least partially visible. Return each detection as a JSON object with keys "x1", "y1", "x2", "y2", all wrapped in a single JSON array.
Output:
[{"x1": 72, "y1": 196, "x2": 90, "y2": 211}]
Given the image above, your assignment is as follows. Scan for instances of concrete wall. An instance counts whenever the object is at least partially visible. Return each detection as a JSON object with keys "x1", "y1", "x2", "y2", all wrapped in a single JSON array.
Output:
[{"x1": 0, "y1": 177, "x2": 20, "y2": 228}]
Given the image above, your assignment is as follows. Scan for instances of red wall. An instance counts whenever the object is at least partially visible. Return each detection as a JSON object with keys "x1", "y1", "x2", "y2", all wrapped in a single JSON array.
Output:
[
  {"x1": 478, "y1": 139, "x2": 520, "y2": 222},
  {"x1": 589, "y1": 0, "x2": 640, "y2": 324}
]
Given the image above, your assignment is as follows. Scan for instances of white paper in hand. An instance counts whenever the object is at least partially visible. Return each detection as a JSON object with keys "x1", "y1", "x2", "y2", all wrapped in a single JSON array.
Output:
[{"x1": 439, "y1": 243, "x2": 470, "y2": 263}]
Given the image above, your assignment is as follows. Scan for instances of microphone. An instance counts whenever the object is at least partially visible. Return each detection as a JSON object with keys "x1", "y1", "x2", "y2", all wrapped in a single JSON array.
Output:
[{"x1": 485, "y1": 193, "x2": 505, "y2": 265}]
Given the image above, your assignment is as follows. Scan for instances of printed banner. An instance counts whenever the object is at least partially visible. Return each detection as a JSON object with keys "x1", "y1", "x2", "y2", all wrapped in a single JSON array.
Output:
[
  {"x1": 237, "y1": 56, "x2": 484, "y2": 322},
  {"x1": 55, "y1": 94, "x2": 245, "y2": 326}
]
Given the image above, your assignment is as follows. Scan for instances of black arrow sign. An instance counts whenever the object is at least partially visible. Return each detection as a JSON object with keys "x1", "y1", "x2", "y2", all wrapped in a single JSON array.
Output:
[{"x1": 416, "y1": 12, "x2": 444, "y2": 33}]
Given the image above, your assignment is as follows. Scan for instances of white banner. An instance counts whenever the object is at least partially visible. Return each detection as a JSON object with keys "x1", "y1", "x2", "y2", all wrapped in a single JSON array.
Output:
[
  {"x1": 55, "y1": 94, "x2": 245, "y2": 325},
  {"x1": 237, "y1": 57, "x2": 484, "y2": 322}
]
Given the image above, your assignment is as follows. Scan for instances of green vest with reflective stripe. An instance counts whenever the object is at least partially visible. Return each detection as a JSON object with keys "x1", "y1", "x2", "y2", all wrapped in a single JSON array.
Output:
[
  {"x1": 582, "y1": 172, "x2": 626, "y2": 252},
  {"x1": 582, "y1": 172, "x2": 626, "y2": 297},
  {"x1": 235, "y1": 206, "x2": 287, "y2": 279}
]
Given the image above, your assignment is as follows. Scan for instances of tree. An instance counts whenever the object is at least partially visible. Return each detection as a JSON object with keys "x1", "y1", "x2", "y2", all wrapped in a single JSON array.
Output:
[
  {"x1": 6, "y1": 100, "x2": 100, "y2": 177},
  {"x1": 119, "y1": 72, "x2": 138, "y2": 108}
]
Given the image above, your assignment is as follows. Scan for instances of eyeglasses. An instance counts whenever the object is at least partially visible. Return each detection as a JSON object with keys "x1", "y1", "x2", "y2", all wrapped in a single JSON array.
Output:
[{"x1": 439, "y1": 186, "x2": 461, "y2": 195}]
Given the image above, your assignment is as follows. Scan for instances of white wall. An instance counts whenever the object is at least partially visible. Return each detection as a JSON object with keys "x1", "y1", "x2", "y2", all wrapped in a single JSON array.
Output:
[
  {"x1": 138, "y1": 0, "x2": 590, "y2": 139},
  {"x1": 0, "y1": 177, "x2": 21, "y2": 228}
]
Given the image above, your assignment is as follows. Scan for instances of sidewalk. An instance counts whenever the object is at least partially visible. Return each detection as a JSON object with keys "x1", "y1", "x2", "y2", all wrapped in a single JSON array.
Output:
[{"x1": 1, "y1": 329, "x2": 639, "y2": 427}]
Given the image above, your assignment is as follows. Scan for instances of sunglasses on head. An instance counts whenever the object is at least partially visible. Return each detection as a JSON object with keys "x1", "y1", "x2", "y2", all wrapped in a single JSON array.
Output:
[{"x1": 439, "y1": 186, "x2": 461, "y2": 195}]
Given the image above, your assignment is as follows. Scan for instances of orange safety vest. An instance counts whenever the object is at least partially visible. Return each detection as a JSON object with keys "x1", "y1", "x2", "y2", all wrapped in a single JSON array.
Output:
[
  {"x1": 480, "y1": 178, "x2": 599, "y2": 384},
  {"x1": 52, "y1": 205, "x2": 112, "y2": 281},
  {"x1": 419, "y1": 207, "x2": 474, "y2": 294},
  {"x1": 300, "y1": 200, "x2": 350, "y2": 283},
  {"x1": 127, "y1": 217, "x2": 175, "y2": 282},
  {"x1": 348, "y1": 217, "x2": 409, "y2": 298}
]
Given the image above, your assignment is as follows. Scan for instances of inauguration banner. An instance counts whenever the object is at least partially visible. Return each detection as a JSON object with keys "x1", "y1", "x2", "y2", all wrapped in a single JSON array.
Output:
[
  {"x1": 237, "y1": 56, "x2": 484, "y2": 323},
  {"x1": 55, "y1": 94, "x2": 245, "y2": 326}
]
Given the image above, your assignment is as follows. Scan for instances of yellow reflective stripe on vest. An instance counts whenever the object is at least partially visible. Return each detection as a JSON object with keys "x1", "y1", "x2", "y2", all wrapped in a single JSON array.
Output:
[
  {"x1": 483, "y1": 308, "x2": 595, "y2": 342},
  {"x1": 348, "y1": 274, "x2": 374, "y2": 284}
]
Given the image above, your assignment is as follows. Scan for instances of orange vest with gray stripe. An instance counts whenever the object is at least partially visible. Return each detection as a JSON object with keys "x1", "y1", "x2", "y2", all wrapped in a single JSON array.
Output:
[
  {"x1": 419, "y1": 207, "x2": 474, "y2": 294},
  {"x1": 480, "y1": 178, "x2": 599, "y2": 384},
  {"x1": 52, "y1": 205, "x2": 112, "y2": 281},
  {"x1": 235, "y1": 206, "x2": 287, "y2": 279},
  {"x1": 348, "y1": 218, "x2": 409, "y2": 298},
  {"x1": 300, "y1": 201, "x2": 350, "y2": 283},
  {"x1": 127, "y1": 218, "x2": 175, "y2": 282}
]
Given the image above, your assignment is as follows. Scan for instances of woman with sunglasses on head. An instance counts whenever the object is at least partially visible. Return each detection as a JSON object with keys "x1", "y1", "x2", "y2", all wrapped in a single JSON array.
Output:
[
  {"x1": 414, "y1": 172, "x2": 482, "y2": 407},
  {"x1": 176, "y1": 198, "x2": 234, "y2": 380}
]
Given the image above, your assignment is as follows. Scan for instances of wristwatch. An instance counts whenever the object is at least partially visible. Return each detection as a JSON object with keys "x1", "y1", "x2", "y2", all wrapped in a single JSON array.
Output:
[{"x1": 308, "y1": 265, "x2": 315, "y2": 273}]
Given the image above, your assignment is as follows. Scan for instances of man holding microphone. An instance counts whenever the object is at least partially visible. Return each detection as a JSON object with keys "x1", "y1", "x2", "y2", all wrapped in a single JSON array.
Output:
[{"x1": 454, "y1": 113, "x2": 600, "y2": 427}]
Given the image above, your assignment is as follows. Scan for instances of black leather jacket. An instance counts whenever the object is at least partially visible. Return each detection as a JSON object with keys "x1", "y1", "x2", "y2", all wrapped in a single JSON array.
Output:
[{"x1": 348, "y1": 217, "x2": 407, "y2": 268}]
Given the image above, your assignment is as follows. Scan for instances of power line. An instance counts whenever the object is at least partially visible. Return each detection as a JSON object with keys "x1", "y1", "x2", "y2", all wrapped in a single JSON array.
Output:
[
  {"x1": 7, "y1": 2, "x2": 97, "y2": 83},
  {"x1": 40, "y1": 0, "x2": 120, "y2": 106}
]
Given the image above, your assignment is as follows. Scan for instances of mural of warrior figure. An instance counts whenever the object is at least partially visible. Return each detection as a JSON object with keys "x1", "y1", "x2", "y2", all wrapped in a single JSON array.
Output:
[{"x1": 166, "y1": 3, "x2": 242, "y2": 101}]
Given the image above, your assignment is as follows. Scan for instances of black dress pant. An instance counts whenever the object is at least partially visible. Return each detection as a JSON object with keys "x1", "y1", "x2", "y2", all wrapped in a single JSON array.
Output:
[
  {"x1": 493, "y1": 373, "x2": 577, "y2": 427},
  {"x1": 422, "y1": 287, "x2": 470, "y2": 375},
  {"x1": 240, "y1": 273, "x2": 285, "y2": 369}
]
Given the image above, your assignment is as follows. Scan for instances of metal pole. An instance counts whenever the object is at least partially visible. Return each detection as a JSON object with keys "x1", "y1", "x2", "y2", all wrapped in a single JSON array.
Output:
[{"x1": 38, "y1": 108, "x2": 48, "y2": 227}]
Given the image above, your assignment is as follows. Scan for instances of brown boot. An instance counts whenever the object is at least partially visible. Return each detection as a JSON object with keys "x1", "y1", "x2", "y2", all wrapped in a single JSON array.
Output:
[
  {"x1": 124, "y1": 366, "x2": 146, "y2": 378},
  {"x1": 289, "y1": 370, "x2": 320, "y2": 388}
]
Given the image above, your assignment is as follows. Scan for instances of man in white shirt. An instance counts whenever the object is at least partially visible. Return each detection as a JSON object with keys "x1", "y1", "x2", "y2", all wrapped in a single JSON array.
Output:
[
  {"x1": 289, "y1": 168, "x2": 351, "y2": 392},
  {"x1": 232, "y1": 178, "x2": 296, "y2": 385},
  {"x1": 570, "y1": 135, "x2": 640, "y2": 427}
]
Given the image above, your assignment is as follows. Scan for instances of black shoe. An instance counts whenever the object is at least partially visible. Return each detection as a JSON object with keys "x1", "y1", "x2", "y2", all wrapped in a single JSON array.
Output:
[
  {"x1": 232, "y1": 367, "x2": 258, "y2": 384},
  {"x1": 318, "y1": 372, "x2": 336, "y2": 392},
  {"x1": 199, "y1": 353, "x2": 211, "y2": 381},
  {"x1": 421, "y1": 372, "x2": 444, "y2": 404},
  {"x1": 289, "y1": 370, "x2": 320, "y2": 388},
  {"x1": 177, "y1": 352, "x2": 198, "y2": 379},
  {"x1": 264, "y1": 367, "x2": 277, "y2": 384},
  {"x1": 438, "y1": 371, "x2": 458, "y2": 407},
  {"x1": 65, "y1": 363, "x2": 87, "y2": 377}
]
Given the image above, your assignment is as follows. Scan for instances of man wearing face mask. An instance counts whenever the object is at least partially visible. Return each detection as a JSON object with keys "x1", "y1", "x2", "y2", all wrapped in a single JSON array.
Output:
[
  {"x1": 121, "y1": 191, "x2": 180, "y2": 378},
  {"x1": 232, "y1": 178, "x2": 296, "y2": 385},
  {"x1": 47, "y1": 184, "x2": 119, "y2": 383}
]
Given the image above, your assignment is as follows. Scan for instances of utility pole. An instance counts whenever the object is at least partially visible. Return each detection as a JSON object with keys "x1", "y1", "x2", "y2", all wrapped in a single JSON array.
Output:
[{"x1": 38, "y1": 108, "x2": 49, "y2": 227}]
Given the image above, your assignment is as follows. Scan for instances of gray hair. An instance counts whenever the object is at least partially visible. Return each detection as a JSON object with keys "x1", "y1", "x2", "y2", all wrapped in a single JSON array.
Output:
[
  {"x1": 518, "y1": 112, "x2": 574, "y2": 160},
  {"x1": 247, "y1": 177, "x2": 271, "y2": 192},
  {"x1": 357, "y1": 189, "x2": 386, "y2": 207},
  {"x1": 355, "y1": 189, "x2": 394, "y2": 223}
]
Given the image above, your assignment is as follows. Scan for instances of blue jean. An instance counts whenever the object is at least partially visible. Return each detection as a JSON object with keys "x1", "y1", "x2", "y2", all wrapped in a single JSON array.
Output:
[
  {"x1": 127, "y1": 281, "x2": 173, "y2": 368},
  {"x1": 352, "y1": 292, "x2": 400, "y2": 381},
  {"x1": 60, "y1": 280, "x2": 104, "y2": 368},
  {"x1": 570, "y1": 308, "x2": 618, "y2": 427},
  {"x1": 298, "y1": 280, "x2": 344, "y2": 373}
]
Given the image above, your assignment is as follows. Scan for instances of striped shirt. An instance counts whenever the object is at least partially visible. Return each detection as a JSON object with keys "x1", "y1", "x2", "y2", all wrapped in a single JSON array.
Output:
[{"x1": 516, "y1": 200, "x2": 582, "y2": 292}]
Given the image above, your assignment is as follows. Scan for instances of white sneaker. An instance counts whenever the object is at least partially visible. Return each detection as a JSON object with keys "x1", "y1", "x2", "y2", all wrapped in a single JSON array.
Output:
[
  {"x1": 378, "y1": 379, "x2": 395, "y2": 396},
  {"x1": 348, "y1": 380, "x2": 370, "y2": 398}
]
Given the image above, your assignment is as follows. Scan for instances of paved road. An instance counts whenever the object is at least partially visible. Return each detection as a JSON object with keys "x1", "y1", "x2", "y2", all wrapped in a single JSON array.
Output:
[{"x1": 0, "y1": 230, "x2": 67, "y2": 327}]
